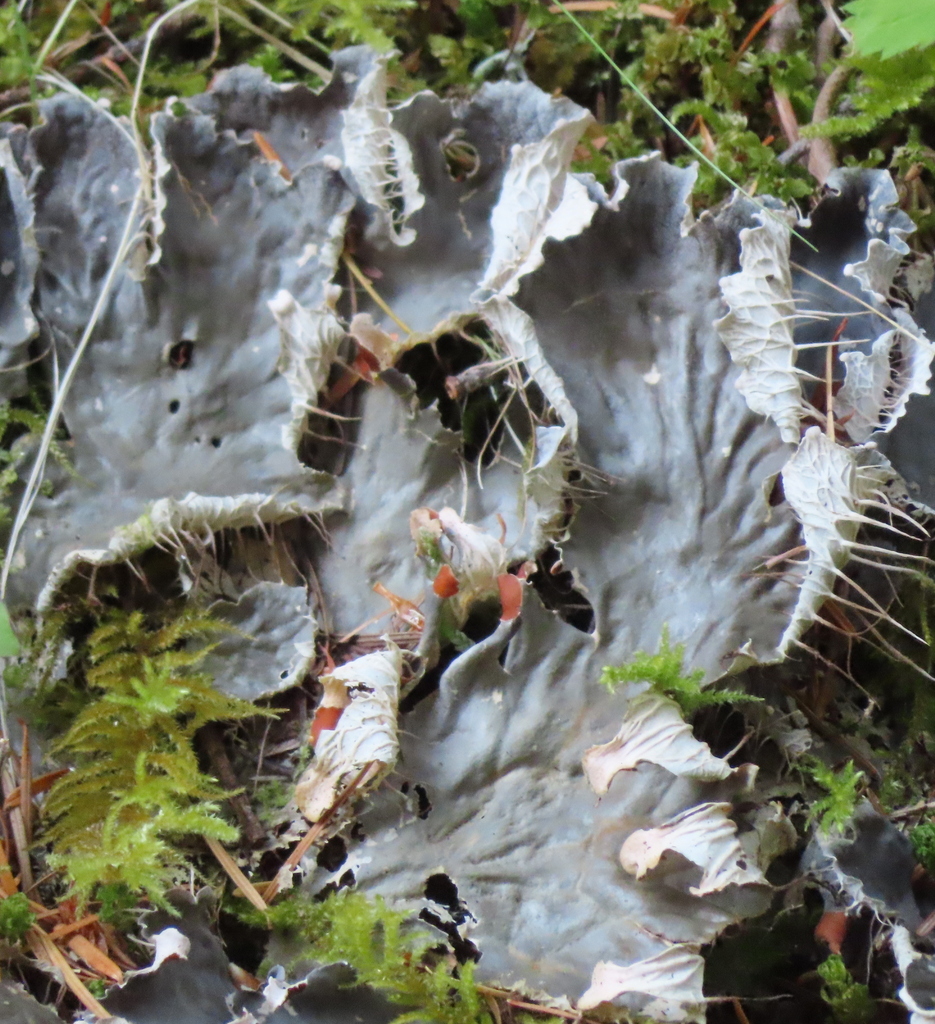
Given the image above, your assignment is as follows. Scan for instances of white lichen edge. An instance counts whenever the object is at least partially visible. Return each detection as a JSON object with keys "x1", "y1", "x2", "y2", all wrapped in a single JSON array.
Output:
[
  {"x1": 836, "y1": 322, "x2": 935, "y2": 443},
  {"x1": 715, "y1": 208, "x2": 805, "y2": 445},
  {"x1": 619, "y1": 801, "x2": 767, "y2": 897},
  {"x1": 340, "y1": 53, "x2": 424, "y2": 246},
  {"x1": 777, "y1": 427, "x2": 895, "y2": 656},
  {"x1": 582, "y1": 690, "x2": 746, "y2": 792},
  {"x1": 269, "y1": 289, "x2": 347, "y2": 453},
  {"x1": 892, "y1": 926, "x2": 935, "y2": 1023},
  {"x1": 476, "y1": 104, "x2": 596, "y2": 298},
  {"x1": 577, "y1": 945, "x2": 706, "y2": 1022}
]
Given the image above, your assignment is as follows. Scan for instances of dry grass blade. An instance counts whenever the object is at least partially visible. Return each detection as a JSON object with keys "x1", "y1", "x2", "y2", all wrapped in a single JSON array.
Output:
[
  {"x1": 482, "y1": 992, "x2": 503, "y2": 1024},
  {"x1": 49, "y1": 914, "x2": 100, "y2": 941},
  {"x1": 343, "y1": 254, "x2": 414, "y2": 336},
  {"x1": 733, "y1": 996, "x2": 753, "y2": 1024},
  {"x1": 67, "y1": 933, "x2": 124, "y2": 984},
  {"x1": 216, "y1": 4, "x2": 331, "y2": 81},
  {"x1": 204, "y1": 835, "x2": 268, "y2": 915},
  {"x1": 733, "y1": 2, "x2": 787, "y2": 62},
  {"x1": 28, "y1": 925, "x2": 110, "y2": 1018}
]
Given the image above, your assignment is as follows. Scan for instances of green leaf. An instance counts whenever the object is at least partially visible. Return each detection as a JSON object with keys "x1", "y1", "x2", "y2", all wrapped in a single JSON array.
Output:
[
  {"x1": 844, "y1": 0, "x2": 935, "y2": 59},
  {"x1": 0, "y1": 602, "x2": 20, "y2": 657}
]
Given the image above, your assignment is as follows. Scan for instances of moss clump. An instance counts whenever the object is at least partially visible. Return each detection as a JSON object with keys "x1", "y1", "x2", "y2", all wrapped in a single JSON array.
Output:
[
  {"x1": 0, "y1": 893, "x2": 35, "y2": 943},
  {"x1": 911, "y1": 821, "x2": 935, "y2": 874},
  {"x1": 803, "y1": 759, "x2": 865, "y2": 836},
  {"x1": 240, "y1": 889, "x2": 491, "y2": 1024},
  {"x1": 601, "y1": 626, "x2": 760, "y2": 715},
  {"x1": 42, "y1": 608, "x2": 273, "y2": 907},
  {"x1": 817, "y1": 954, "x2": 875, "y2": 1024}
]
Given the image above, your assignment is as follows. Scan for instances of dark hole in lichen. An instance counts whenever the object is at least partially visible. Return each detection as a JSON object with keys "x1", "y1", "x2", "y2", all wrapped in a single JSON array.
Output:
[
  {"x1": 298, "y1": 336, "x2": 366, "y2": 476},
  {"x1": 218, "y1": 908, "x2": 268, "y2": 975},
  {"x1": 313, "y1": 867, "x2": 357, "y2": 903},
  {"x1": 210, "y1": 436, "x2": 222, "y2": 448},
  {"x1": 168, "y1": 340, "x2": 194, "y2": 369},
  {"x1": 413, "y1": 784, "x2": 432, "y2": 819},
  {"x1": 316, "y1": 835, "x2": 348, "y2": 873},
  {"x1": 440, "y1": 129, "x2": 480, "y2": 183},
  {"x1": 168, "y1": 399, "x2": 180, "y2": 414},
  {"x1": 419, "y1": 907, "x2": 479, "y2": 963},
  {"x1": 703, "y1": 890, "x2": 829, "y2": 1018},
  {"x1": 400, "y1": 648, "x2": 453, "y2": 713},
  {"x1": 424, "y1": 873, "x2": 471, "y2": 925},
  {"x1": 395, "y1": 326, "x2": 510, "y2": 465},
  {"x1": 768, "y1": 474, "x2": 785, "y2": 507},
  {"x1": 527, "y1": 546, "x2": 595, "y2": 634},
  {"x1": 693, "y1": 703, "x2": 749, "y2": 763}
]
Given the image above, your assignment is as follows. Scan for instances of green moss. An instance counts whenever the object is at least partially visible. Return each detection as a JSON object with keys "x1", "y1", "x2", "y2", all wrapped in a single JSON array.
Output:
[
  {"x1": 817, "y1": 954, "x2": 875, "y2": 1024},
  {"x1": 96, "y1": 882, "x2": 139, "y2": 930},
  {"x1": 802, "y1": 759, "x2": 864, "y2": 836},
  {"x1": 41, "y1": 608, "x2": 275, "y2": 907},
  {"x1": 601, "y1": 626, "x2": 760, "y2": 715},
  {"x1": 911, "y1": 822, "x2": 935, "y2": 873},
  {"x1": 0, "y1": 893, "x2": 35, "y2": 943},
  {"x1": 239, "y1": 889, "x2": 491, "y2": 1024}
]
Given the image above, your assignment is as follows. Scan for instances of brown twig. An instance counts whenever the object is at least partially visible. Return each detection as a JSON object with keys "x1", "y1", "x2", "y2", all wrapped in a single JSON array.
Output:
[
  {"x1": 199, "y1": 724, "x2": 267, "y2": 848},
  {"x1": 0, "y1": 736, "x2": 32, "y2": 892},
  {"x1": 807, "y1": 63, "x2": 853, "y2": 184},
  {"x1": 765, "y1": 0, "x2": 802, "y2": 146},
  {"x1": 444, "y1": 361, "x2": 510, "y2": 401},
  {"x1": 476, "y1": 985, "x2": 605, "y2": 1023},
  {"x1": 891, "y1": 797, "x2": 935, "y2": 821}
]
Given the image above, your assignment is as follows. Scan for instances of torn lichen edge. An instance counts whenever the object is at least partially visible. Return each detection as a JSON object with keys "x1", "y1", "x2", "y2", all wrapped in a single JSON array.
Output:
[
  {"x1": 34, "y1": 491, "x2": 331, "y2": 607},
  {"x1": 339, "y1": 49, "x2": 424, "y2": 247},
  {"x1": 714, "y1": 181, "x2": 935, "y2": 662}
]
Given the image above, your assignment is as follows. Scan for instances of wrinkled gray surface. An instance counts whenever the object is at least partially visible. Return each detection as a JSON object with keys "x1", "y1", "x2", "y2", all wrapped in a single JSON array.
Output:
[
  {"x1": 0, "y1": 982, "x2": 63, "y2": 1024},
  {"x1": 311, "y1": 158, "x2": 803, "y2": 999},
  {"x1": 348, "y1": 82, "x2": 588, "y2": 334},
  {"x1": 1, "y1": 54, "x2": 900, "y2": 1017},
  {"x1": 239, "y1": 964, "x2": 401, "y2": 1024},
  {"x1": 313, "y1": 390, "x2": 549, "y2": 636},
  {"x1": 514, "y1": 159, "x2": 801, "y2": 669},
  {"x1": 103, "y1": 891, "x2": 235, "y2": 1024},
  {"x1": 202, "y1": 582, "x2": 314, "y2": 700},
  {"x1": 0, "y1": 125, "x2": 37, "y2": 397},
  {"x1": 802, "y1": 802, "x2": 920, "y2": 927},
  {"x1": 10, "y1": 81, "x2": 351, "y2": 603}
]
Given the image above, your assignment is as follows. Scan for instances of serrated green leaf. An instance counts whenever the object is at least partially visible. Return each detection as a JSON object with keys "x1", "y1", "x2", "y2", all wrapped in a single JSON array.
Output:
[{"x1": 844, "y1": 0, "x2": 935, "y2": 59}]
